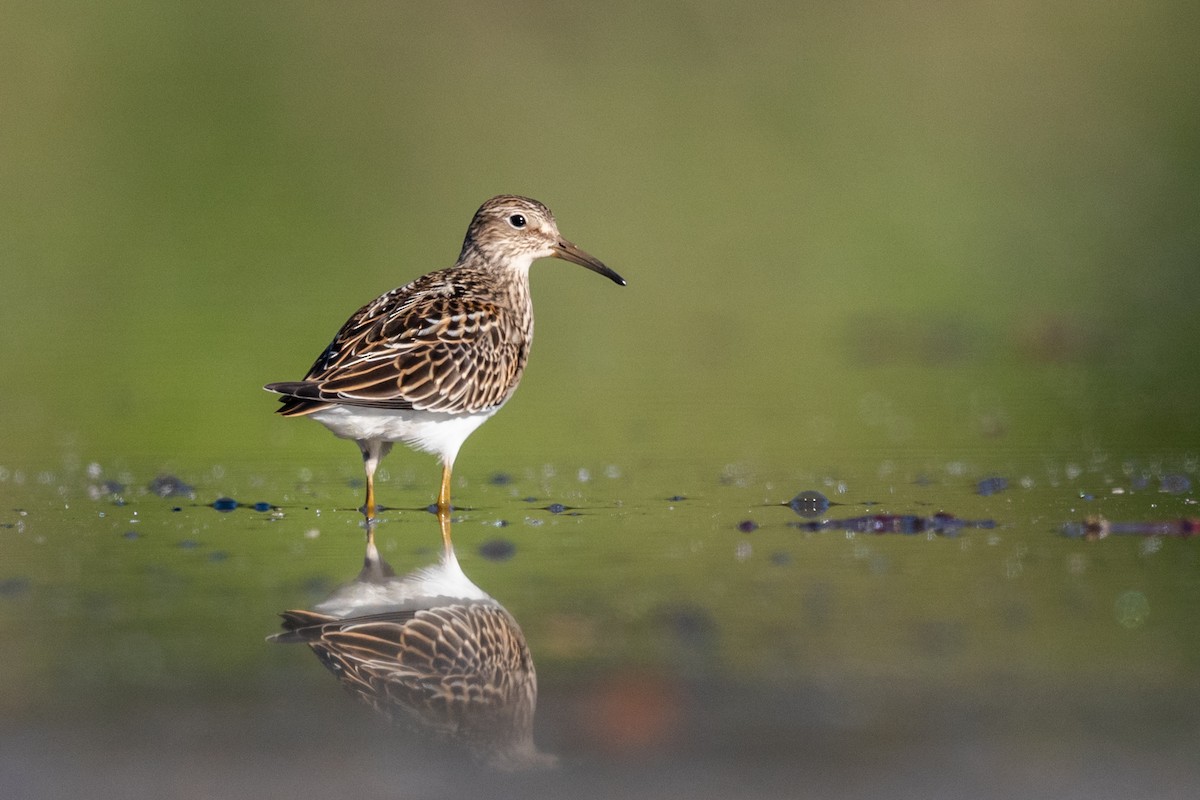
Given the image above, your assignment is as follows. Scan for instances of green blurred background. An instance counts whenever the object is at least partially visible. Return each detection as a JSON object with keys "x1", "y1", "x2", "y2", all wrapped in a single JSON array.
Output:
[{"x1": 2, "y1": 1, "x2": 1198, "y2": 472}]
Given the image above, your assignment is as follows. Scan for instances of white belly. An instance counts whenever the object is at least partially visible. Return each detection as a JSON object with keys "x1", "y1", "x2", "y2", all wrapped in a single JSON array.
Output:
[{"x1": 309, "y1": 404, "x2": 499, "y2": 464}]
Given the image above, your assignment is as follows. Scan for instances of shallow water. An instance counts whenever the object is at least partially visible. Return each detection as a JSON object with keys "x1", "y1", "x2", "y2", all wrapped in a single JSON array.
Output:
[{"x1": 2, "y1": 448, "x2": 1198, "y2": 798}]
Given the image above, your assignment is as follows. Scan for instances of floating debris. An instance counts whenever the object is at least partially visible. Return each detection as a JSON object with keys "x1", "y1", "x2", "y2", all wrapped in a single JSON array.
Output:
[
  {"x1": 211, "y1": 497, "x2": 239, "y2": 512},
  {"x1": 787, "y1": 490, "x2": 830, "y2": 517},
  {"x1": 488, "y1": 472, "x2": 514, "y2": 486},
  {"x1": 976, "y1": 476, "x2": 1009, "y2": 497},
  {"x1": 736, "y1": 520, "x2": 758, "y2": 533},
  {"x1": 666, "y1": 495, "x2": 687, "y2": 502},
  {"x1": 1061, "y1": 516, "x2": 1200, "y2": 541},
  {"x1": 252, "y1": 501, "x2": 273, "y2": 512},
  {"x1": 545, "y1": 503, "x2": 568, "y2": 514},
  {"x1": 791, "y1": 512, "x2": 994, "y2": 536},
  {"x1": 148, "y1": 474, "x2": 196, "y2": 499}
]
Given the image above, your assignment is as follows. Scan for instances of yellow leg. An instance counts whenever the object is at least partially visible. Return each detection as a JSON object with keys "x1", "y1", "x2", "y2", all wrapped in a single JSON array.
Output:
[
  {"x1": 437, "y1": 462, "x2": 452, "y2": 515},
  {"x1": 358, "y1": 439, "x2": 390, "y2": 524}
]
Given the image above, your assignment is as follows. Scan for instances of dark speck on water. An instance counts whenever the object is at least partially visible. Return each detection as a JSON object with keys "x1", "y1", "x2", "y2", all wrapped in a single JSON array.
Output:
[
  {"x1": 788, "y1": 490, "x2": 830, "y2": 517},
  {"x1": 178, "y1": 539, "x2": 201, "y2": 549},
  {"x1": 122, "y1": 530, "x2": 140, "y2": 540},
  {"x1": 737, "y1": 520, "x2": 758, "y2": 533},
  {"x1": 478, "y1": 539, "x2": 516, "y2": 561},
  {"x1": 488, "y1": 472, "x2": 514, "y2": 486},
  {"x1": 252, "y1": 501, "x2": 273, "y2": 512},
  {"x1": 976, "y1": 476, "x2": 1009, "y2": 496},
  {"x1": 667, "y1": 495, "x2": 687, "y2": 502},
  {"x1": 208, "y1": 551, "x2": 230, "y2": 563},
  {"x1": 212, "y1": 497, "x2": 239, "y2": 512},
  {"x1": 545, "y1": 503, "x2": 567, "y2": 514}
]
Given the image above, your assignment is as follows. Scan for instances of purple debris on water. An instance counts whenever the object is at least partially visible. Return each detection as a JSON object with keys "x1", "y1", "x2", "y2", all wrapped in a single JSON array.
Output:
[
  {"x1": 1160, "y1": 474, "x2": 1191, "y2": 495},
  {"x1": 478, "y1": 539, "x2": 516, "y2": 561},
  {"x1": 737, "y1": 520, "x2": 759, "y2": 533},
  {"x1": 546, "y1": 503, "x2": 567, "y2": 514},
  {"x1": 976, "y1": 477, "x2": 1009, "y2": 496},
  {"x1": 788, "y1": 490, "x2": 830, "y2": 517},
  {"x1": 212, "y1": 497, "x2": 238, "y2": 512}
]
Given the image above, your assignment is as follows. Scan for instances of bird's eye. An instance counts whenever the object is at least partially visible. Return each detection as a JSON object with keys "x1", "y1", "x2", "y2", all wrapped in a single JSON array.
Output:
[{"x1": 508, "y1": 214, "x2": 526, "y2": 229}]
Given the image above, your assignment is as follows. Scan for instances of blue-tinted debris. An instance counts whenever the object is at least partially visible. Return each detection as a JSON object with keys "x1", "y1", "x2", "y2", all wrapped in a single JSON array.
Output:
[
  {"x1": 788, "y1": 490, "x2": 830, "y2": 517},
  {"x1": 0, "y1": 577, "x2": 31, "y2": 597},
  {"x1": 667, "y1": 495, "x2": 687, "y2": 502},
  {"x1": 736, "y1": 520, "x2": 759, "y2": 533},
  {"x1": 1160, "y1": 474, "x2": 1192, "y2": 495},
  {"x1": 976, "y1": 477, "x2": 1009, "y2": 496},
  {"x1": 148, "y1": 474, "x2": 195, "y2": 499},
  {"x1": 545, "y1": 503, "x2": 567, "y2": 514},
  {"x1": 1061, "y1": 516, "x2": 1200, "y2": 541},
  {"x1": 212, "y1": 497, "x2": 238, "y2": 512},
  {"x1": 252, "y1": 501, "x2": 273, "y2": 512},
  {"x1": 488, "y1": 472, "x2": 514, "y2": 486},
  {"x1": 478, "y1": 539, "x2": 516, "y2": 561},
  {"x1": 122, "y1": 530, "x2": 141, "y2": 540},
  {"x1": 790, "y1": 512, "x2": 994, "y2": 536}
]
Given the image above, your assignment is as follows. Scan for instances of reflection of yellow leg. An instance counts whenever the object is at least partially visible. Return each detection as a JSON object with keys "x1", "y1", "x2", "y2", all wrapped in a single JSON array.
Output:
[
  {"x1": 437, "y1": 463, "x2": 452, "y2": 514},
  {"x1": 437, "y1": 504, "x2": 454, "y2": 559},
  {"x1": 364, "y1": 469, "x2": 377, "y2": 522}
]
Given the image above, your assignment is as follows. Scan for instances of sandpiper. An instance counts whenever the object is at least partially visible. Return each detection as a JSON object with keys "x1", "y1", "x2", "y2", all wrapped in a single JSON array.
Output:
[{"x1": 266, "y1": 195, "x2": 624, "y2": 530}]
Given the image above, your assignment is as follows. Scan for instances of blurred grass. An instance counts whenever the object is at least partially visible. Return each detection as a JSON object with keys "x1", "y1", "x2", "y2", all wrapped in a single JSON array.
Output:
[{"x1": 1, "y1": 1, "x2": 1198, "y2": 471}]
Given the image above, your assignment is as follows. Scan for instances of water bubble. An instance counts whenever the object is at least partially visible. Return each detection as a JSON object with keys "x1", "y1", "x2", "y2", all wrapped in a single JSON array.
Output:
[
  {"x1": 1114, "y1": 591, "x2": 1149, "y2": 628},
  {"x1": 788, "y1": 490, "x2": 830, "y2": 517}
]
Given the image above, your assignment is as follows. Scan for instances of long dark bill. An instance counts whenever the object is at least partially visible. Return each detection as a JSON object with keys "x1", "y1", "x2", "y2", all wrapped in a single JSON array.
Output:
[{"x1": 553, "y1": 240, "x2": 626, "y2": 286}]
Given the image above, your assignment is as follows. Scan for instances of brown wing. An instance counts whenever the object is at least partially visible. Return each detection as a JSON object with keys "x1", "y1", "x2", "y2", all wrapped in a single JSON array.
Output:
[{"x1": 265, "y1": 269, "x2": 529, "y2": 417}]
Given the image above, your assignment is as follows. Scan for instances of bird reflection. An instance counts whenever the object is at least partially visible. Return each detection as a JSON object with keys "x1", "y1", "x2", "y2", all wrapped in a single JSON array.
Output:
[{"x1": 270, "y1": 513, "x2": 554, "y2": 771}]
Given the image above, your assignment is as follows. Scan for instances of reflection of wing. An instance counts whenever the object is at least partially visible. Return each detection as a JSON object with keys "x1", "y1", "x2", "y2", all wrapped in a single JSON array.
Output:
[{"x1": 275, "y1": 603, "x2": 551, "y2": 770}]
